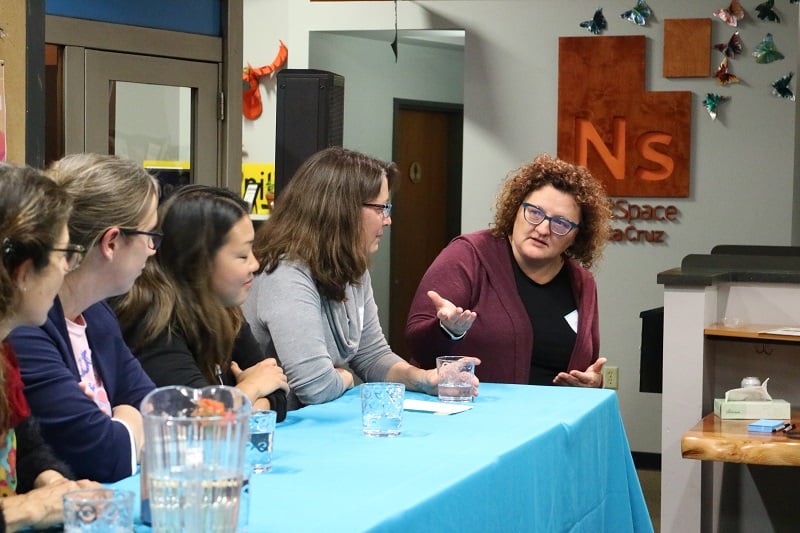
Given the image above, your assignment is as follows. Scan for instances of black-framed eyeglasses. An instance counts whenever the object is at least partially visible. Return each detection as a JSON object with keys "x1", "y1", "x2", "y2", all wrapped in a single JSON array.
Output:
[
  {"x1": 363, "y1": 202, "x2": 393, "y2": 218},
  {"x1": 51, "y1": 244, "x2": 87, "y2": 272},
  {"x1": 521, "y1": 202, "x2": 580, "y2": 236},
  {"x1": 119, "y1": 228, "x2": 164, "y2": 250}
]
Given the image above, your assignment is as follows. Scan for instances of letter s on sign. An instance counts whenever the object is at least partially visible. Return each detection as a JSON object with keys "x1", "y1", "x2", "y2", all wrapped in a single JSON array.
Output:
[{"x1": 635, "y1": 132, "x2": 674, "y2": 181}]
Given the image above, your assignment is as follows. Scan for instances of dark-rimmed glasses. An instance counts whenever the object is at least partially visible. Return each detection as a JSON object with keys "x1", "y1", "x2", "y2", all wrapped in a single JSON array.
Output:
[
  {"x1": 119, "y1": 228, "x2": 164, "y2": 250},
  {"x1": 51, "y1": 244, "x2": 87, "y2": 272},
  {"x1": 521, "y1": 202, "x2": 580, "y2": 236},
  {"x1": 363, "y1": 202, "x2": 393, "y2": 218}
]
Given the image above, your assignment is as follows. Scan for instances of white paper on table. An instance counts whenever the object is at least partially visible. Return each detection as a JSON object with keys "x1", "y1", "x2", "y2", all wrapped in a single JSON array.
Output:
[
  {"x1": 403, "y1": 399, "x2": 473, "y2": 415},
  {"x1": 759, "y1": 327, "x2": 800, "y2": 337}
]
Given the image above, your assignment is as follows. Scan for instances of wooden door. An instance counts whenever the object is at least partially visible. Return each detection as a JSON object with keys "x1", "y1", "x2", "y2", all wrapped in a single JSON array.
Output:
[{"x1": 389, "y1": 102, "x2": 462, "y2": 361}]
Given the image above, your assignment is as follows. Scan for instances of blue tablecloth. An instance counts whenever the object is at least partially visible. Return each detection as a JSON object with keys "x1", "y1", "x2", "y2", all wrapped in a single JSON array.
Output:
[{"x1": 115, "y1": 383, "x2": 652, "y2": 532}]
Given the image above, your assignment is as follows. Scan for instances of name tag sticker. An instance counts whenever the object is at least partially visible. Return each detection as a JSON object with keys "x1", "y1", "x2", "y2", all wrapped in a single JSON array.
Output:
[{"x1": 564, "y1": 310, "x2": 579, "y2": 333}]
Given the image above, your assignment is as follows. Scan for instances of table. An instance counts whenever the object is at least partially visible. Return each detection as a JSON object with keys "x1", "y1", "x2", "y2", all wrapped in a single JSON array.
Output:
[{"x1": 114, "y1": 383, "x2": 652, "y2": 532}]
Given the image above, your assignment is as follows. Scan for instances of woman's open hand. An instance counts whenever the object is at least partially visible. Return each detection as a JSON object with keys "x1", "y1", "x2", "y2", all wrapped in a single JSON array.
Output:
[
  {"x1": 427, "y1": 290, "x2": 477, "y2": 338},
  {"x1": 553, "y1": 357, "x2": 607, "y2": 388}
]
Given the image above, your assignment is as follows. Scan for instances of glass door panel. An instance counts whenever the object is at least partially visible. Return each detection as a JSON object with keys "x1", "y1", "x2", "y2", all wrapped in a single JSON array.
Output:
[{"x1": 80, "y1": 49, "x2": 218, "y2": 187}]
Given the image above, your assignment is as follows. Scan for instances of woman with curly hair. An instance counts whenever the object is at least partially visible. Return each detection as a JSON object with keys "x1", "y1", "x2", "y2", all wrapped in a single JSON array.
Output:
[{"x1": 405, "y1": 154, "x2": 611, "y2": 387}]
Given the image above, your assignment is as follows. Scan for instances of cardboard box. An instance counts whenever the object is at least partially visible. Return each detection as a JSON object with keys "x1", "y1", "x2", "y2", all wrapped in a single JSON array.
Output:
[{"x1": 714, "y1": 398, "x2": 791, "y2": 420}]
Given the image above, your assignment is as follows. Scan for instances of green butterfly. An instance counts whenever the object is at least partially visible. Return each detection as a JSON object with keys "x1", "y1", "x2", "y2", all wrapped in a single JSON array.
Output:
[
  {"x1": 755, "y1": 0, "x2": 780, "y2": 23},
  {"x1": 702, "y1": 93, "x2": 730, "y2": 121},
  {"x1": 772, "y1": 73, "x2": 794, "y2": 101},
  {"x1": 621, "y1": 0, "x2": 651, "y2": 26},
  {"x1": 752, "y1": 33, "x2": 784, "y2": 64}
]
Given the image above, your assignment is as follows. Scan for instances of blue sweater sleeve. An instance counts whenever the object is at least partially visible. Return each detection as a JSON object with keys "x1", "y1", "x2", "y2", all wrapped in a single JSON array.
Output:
[{"x1": 9, "y1": 301, "x2": 154, "y2": 483}]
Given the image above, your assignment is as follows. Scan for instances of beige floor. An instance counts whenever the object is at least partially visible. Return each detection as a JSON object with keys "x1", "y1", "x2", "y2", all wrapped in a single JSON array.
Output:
[{"x1": 637, "y1": 469, "x2": 660, "y2": 533}]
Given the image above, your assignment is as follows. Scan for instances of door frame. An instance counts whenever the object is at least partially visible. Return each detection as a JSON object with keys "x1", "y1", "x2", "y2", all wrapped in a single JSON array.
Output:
[
  {"x1": 79, "y1": 49, "x2": 219, "y2": 186},
  {"x1": 40, "y1": 12, "x2": 242, "y2": 187}
]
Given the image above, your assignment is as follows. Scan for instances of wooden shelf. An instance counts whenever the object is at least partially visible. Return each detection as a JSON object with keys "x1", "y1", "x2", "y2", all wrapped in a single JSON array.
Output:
[
  {"x1": 704, "y1": 323, "x2": 800, "y2": 343},
  {"x1": 681, "y1": 412, "x2": 800, "y2": 466}
]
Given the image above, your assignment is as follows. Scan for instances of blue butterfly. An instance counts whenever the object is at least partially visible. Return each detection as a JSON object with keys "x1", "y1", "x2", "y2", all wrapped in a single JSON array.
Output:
[
  {"x1": 621, "y1": 0, "x2": 651, "y2": 26},
  {"x1": 772, "y1": 73, "x2": 794, "y2": 101},
  {"x1": 580, "y1": 8, "x2": 607, "y2": 35}
]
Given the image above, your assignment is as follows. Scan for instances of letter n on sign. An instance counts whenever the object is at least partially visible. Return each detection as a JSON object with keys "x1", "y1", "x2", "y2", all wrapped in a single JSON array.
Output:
[{"x1": 557, "y1": 36, "x2": 691, "y2": 197}]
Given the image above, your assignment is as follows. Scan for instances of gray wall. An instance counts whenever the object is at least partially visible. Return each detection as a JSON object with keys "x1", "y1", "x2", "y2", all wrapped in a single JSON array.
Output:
[
  {"x1": 308, "y1": 30, "x2": 465, "y2": 335},
  {"x1": 243, "y1": 0, "x2": 799, "y2": 455}
]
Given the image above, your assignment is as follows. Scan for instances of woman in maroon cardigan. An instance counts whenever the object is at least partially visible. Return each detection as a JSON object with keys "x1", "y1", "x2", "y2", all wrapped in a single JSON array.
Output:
[{"x1": 405, "y1": 154, "x2": 611, "y2": 387}]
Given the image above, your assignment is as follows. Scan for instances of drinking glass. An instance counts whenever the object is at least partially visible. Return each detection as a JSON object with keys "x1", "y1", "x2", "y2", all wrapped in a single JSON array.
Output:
[
  {"x1": 63, "y1": 488, "x2": 134, "y2": 532},
  {"x1": 360, "y1": 382, "x2": 404, "y2": 437},
  {"x1": 246, "y1": 410, "x2": 276, "y2": 474},
  {"x1": 436, "y1": 356, "x2": 475, "y2": 402}
]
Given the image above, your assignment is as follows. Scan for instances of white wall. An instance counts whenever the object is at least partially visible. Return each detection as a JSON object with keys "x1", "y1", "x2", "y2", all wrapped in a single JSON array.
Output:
[{"x1": 243, "y1": 0, "x2": 799, "y2": 454}]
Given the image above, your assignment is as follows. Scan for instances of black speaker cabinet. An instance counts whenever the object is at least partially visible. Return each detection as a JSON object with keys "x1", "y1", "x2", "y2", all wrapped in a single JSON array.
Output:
[{"x1": 275, "y1": 69, "x2": 345, "y2": 196}]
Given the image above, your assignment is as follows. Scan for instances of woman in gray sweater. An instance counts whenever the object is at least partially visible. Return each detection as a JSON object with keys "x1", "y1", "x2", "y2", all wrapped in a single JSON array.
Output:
[{"x1": 243, "y1": 147, "x2": 478, "y2": 409}]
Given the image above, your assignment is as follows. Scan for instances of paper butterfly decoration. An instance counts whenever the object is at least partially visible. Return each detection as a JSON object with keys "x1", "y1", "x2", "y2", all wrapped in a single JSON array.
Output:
[
  {"x1": 713, "y1": 0, "x2": 745, "y2": 27},
  {"x1": 580, "y1": 8, "x2": 607, "y2": 35},
  {"x1": 702, "y1": 93, "x2": 730, "y2": 120},
  {"x1": 772, "y1": 72, "x2": 795, "y2": 100},
  {"x1": 714, "y1": 57, "x2": 740, "y2": 86},
  {"x1": 620, "y1": 0, "x2": 651, "y2": 26},
  {"x1": 755, "y1": 0, "x2": 780, "y2": 23},
  {"x1": 713, "y1": 32, "x2": 743, "y2": 58},
  {"x1": 752, "y1": 33, "x2": 784, "y2": 64}
]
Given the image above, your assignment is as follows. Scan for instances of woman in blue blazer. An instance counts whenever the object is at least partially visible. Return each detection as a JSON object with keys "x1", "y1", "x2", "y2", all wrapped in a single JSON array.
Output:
[{"x1": 9, "y1": 154, "x2": 157, "y2": 483}]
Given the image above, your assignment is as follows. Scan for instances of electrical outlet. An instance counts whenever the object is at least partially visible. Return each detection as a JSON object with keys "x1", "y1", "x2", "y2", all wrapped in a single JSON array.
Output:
[{"x1": 604, "y1": 366, "x2": 619, "y2": 390}]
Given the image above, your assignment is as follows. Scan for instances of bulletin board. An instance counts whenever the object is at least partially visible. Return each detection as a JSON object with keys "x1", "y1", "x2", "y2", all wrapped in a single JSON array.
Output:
[{"x1": 0, "y1": 0, "x2": 27, "y2": 163}]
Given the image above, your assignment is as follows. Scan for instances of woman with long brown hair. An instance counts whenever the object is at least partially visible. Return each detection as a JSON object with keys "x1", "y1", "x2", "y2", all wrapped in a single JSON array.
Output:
[{"x1": 243, "y1": 147, "x2": 478, "y2": 410}]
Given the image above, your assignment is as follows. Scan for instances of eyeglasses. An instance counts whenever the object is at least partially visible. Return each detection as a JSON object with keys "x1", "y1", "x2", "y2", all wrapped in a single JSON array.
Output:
[
  {"x1": 51, "y1": 244, "x2": 87, "y2": 272},
  {"x1": 119, "y1": 228, "x2": 164, "y2": 250},
  {"x1": 363, "y1": 202, "x2": 393, "y2": 218},
  {"x1": 521, "y1": 202, "x2": 580, "y2": 236}
]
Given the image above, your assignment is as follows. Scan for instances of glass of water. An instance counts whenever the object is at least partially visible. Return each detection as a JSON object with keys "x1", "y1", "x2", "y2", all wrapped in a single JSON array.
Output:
[
  {"x1": 63, "y1": 488, "x2": 134, "y2": 532},
  {"x1": 247, "y1": 410, "x2": 276, "y2": 474},
  {"x1": 360, "y1": 382, "x2": 405, "y2": 437}
]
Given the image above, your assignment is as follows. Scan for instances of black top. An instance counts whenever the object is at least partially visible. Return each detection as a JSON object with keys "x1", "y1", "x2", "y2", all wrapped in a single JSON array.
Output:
[
  {"x1": 15, "y1": 416, "x2": 74, "y2": 492},
  {"x1": 513, "y1": 261, "x2": 577, "y2": 385},
  {"x1": 134, "y1": 322, "x2": 287, "y2": 421}
]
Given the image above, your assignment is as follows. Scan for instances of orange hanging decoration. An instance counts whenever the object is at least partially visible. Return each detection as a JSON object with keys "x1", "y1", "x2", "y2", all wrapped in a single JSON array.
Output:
[{"x1": 242, "y1": 40, "x2": 288, "y2": 120}]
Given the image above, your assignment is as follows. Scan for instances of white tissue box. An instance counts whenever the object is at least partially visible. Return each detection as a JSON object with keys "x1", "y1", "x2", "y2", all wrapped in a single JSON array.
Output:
[{"x1": 714, "y1": 398, "x2": 791, "y2": 420}]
